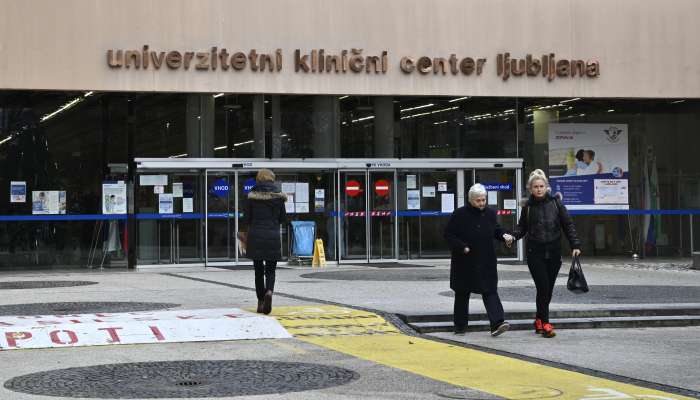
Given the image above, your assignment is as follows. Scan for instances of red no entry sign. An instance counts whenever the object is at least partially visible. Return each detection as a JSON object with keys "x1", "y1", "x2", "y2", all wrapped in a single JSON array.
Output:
[
  {"x1": 345, "y1": 180, "x2": 363, "y2": 197},
  {"x1": 374, "y1": 179, "x2": 390, "y2": 197}
]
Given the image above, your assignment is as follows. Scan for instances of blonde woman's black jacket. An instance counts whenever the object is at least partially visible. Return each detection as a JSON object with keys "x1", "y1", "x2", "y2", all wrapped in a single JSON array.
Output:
[
  {"x1": 243, "y1": 182, "x2": 287, "y2": 261},
  {"x1": 512, "y1": 193, "x2": 581, "y2": 250}
]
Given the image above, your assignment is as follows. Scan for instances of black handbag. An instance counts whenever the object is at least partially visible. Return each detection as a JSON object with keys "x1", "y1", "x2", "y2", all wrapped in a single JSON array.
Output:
[{"x1": 567, "y1": 256, "x2": 589, "y2": 293}]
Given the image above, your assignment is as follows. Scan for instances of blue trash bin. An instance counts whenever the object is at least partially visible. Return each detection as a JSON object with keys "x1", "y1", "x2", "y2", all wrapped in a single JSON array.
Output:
[{"x1": 291, "y1": 221, "x2": 315, "y2": 257}]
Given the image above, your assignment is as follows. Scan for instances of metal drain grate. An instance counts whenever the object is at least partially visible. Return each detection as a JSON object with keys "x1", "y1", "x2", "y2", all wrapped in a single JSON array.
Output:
[{"x1": 4, "y1": 360, "x2": 360, "y2": 398}]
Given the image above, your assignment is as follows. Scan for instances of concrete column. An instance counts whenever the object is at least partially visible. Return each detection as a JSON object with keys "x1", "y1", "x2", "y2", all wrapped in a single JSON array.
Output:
[
  {"x1": 311, "y1": 96, "x2": 339, "y2": 158},
  {"x1": 373, "y1": 97, "x2": 395, "y2": 158},
  {"x1": 271, "y1": 96, "x2": 282, "y2": 158},
  {"x1": 186, "y1": 94, "x2": 215, "y2": 157},
  {"x1": 532, "y1": 110, "x2": 558, "y2": 174},
  {"x1": 252, "y1": 94, "x2": 266, "y2": 158}
]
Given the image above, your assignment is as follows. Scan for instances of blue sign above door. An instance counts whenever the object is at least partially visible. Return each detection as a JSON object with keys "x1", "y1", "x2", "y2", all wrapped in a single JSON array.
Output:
[
  {"x1": 211, "y1": 178, "x2": 230, "y2": 198},
  {"x1": 243, "y1": 178, "x2": 256, "y2": 194}
]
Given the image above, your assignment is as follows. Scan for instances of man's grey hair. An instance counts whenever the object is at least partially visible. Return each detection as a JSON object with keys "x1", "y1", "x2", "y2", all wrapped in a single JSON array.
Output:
[{"x1": 468, "y1": 183, "x2": 487, "y2": 201}]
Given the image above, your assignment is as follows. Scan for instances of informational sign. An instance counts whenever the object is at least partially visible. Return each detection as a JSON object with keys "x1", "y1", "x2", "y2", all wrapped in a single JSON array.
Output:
[
  {"x1": 172, "y1": 183, "x2": 183, "y2": 198},
  {"x1": 345, "y1": 180, "x2": 362, "y2": 197},
  {"x1": 441, "y1": 193, "x2": 455, "y2": 213},
  {"x1": 10, "y1": 181, "x2": 26, "y2": 203},
  {"x1": 139, "y1": 175, "x2": 167, "y2": 186},
  {"x1": 158, "y1": 193, "x2": 174, "y2": 214},
  {"x1": 295, "y1": 182, "x2": 309, "y2": 203},
  {"x1": 488, "y1": 191, "x2": 498, "y2": 205},
  {"x1": 281, "y1": 182, "x2": 296, "y2": 196},
  {"x1": 295, "y1": 202, "x2": 309, "y2": 213},
  {"x1": 314, "y1": 189, "x2": 325, "y2": 212},
  {"x1": 182, "y1": 198, "x2": 194, "y2": 213},
  {"x1": 285, "y1": 194, "x2": 295, "y2": 214},
  {"x1": 422, "y1": 186, "x2": 436, "y2": 198},
  {"x1": 153, "y1": 185, "x2": 164, "y2": 194},
  {"x1": 549, "y1": 123, "x2": 629, "y2": 209},
  {"x1": 407, "y1": 190, "x2": 421, "y2": 210},
  {"x1": 437, "y1": 182, "x2": 448, "y2": 192},
  {"x1": 406, "y1": 175, "x2": 417, "y2": 189},
  {"x1": 503, "y1": 199, "x2": 518, "y2": 210},
  {"x1": 243, "y1": 177, "x2": 256, "y2": 194},
  {"x1": 0, "y1": 308, "x2": 291, "y2": 351},
  {"x1": 374, "y1": 179, "x2": 390, "y2": 197},
  {"x1": 102, "y1": 182, "x2": 127, "y2": 214},
  {"x1": 481, "y1": 183, "x2": 512, "y2": 191},
  {"x1": 211, "y1": 178, "x2": 230, "y2": 198},
  {"x1": 32, "y1": 191, "x2": 65, "y2": 215}
]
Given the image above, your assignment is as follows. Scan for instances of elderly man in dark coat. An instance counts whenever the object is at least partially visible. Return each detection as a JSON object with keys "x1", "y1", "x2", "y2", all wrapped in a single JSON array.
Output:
[
  {"x1": 243, "y1": 169, "x2": 287, "y2": 315},
  {"x1": 444, "y1": 183, "x2": 514, "y2": 336}
]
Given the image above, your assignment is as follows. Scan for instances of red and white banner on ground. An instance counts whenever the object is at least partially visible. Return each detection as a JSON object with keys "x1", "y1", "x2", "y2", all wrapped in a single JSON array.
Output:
[{"x1": 0, "y1": 308, "x2": 291, "y2": 351}]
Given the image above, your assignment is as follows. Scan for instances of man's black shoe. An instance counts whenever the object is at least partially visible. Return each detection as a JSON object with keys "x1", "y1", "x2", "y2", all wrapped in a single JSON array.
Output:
[
  {"x1": 454, "y1": 325, "x2": 466, "y2": 335},
  {"x1": 490, "y1": 321, "x2": 510, "y2": 337}
]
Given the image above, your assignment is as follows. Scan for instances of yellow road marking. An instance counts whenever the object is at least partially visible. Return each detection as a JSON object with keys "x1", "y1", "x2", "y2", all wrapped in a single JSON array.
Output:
[{"x1": 272, "y1": 305, "x2": 692, "y2": 400}]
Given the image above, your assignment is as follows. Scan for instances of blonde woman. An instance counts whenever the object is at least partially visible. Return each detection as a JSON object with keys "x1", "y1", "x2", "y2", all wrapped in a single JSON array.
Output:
[
  {"x1": 511, "y1": 169, "x2": 581, "y2": 338},
  {"x1": 243, "y1": 169, "x2": 287, "y2": 314}
]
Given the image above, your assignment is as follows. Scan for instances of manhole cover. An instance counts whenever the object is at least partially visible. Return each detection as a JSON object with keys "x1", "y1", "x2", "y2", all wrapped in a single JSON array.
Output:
[
  {"x1": 4, "y1": 360, "x2": 360, "y2": 398},
  {"x1": 301, "y1": 270, "x2": 538, "y2": 282},
  {"x1": 0, "y1": 302, "x2": 180, "y2": 316},
  {"x1": 439, "y1": 285, "x2": 700, "y2": 304},
  {"x1": 0, "y1": 281, "x2": 98, "y2": 290},
  {"x1": 438, "y1": 385, "x2": 562, "y2": 399}
]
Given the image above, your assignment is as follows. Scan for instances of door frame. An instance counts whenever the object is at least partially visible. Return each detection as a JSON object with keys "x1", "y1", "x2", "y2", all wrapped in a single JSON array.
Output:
[{"x1": 135, "y1": 158, "x2": 525, "y2": 267}]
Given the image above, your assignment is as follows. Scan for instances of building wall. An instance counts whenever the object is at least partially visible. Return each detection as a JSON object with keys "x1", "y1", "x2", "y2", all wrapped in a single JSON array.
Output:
[{"x1": 1, "y1": 0, "x2": 699, "y2": 98}]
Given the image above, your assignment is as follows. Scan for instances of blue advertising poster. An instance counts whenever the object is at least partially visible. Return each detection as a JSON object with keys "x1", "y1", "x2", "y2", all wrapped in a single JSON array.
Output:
[{"x1": 548, "y1": 123, "x2": 629, "y2": 210}]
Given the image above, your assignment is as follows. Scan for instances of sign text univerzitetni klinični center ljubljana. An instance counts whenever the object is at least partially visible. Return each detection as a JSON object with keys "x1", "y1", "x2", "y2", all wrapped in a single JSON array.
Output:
[{"x1": 106, "y1": 46, "x2": 600, "y2": 81}]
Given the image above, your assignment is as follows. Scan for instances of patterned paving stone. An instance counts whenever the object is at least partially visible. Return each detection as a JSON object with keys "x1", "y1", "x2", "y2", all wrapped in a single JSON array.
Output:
[{"x1": 4, "y1": 360, "x2": 360, "y2": 398}]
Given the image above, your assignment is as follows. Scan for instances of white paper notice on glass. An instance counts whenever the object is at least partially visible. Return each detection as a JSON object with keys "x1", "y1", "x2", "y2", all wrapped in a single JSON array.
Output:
[
  {"x1": 172, "y1": 183, "x2": 183, "y2": 198},
  {"x1": 406, "y1": 175, "x2": 417, "y2": 189},
  {"x1": 441, "y1": 193, "x2": 455, "y2": 213},
  {"x1": 182, "y1": 198, "x2": 194, "y2": 213},
  {"x1": 438, "y1": 181, "x2": 448, "y2": 192},
  {"x1": 281, "y1": 182, "x2": 296, "y2": 195},
  {"x1": 295, "y1": 183, "x2": 309, "y2": 203},
  {"x1": 422, "y1": 186, "x2": 436, "y2": 198},
  {"x1": 140, "y1": 175, "x2": 167, "y2": 186},
  {"x1": 295, "y1": 202, "x2": 309, "y2": 213},
  {"x1": 153, "y1": 185, "x2": 165, "y2": 194},
  {"x1": 159, "y1": 193, "x2": 174, "y2": 214},
  {"x1": 488, "y1": 191, "x2": 498, "y2": 205},
  {"x1": 10, "y1": 181, "x2": 26, "y2": 203},
  {"x1": 407, "y1": 190, "x2": 421, "y2": 210},
  {"x1": 32, "y1": 191, "x2": 61, "y2": 215},
  {"x1": 285, "y1": 194, "x2": 295, "y2": 214},
  {"x1": 503, "y1": 199, "x2": 517, "y2": 210},
  {"x1": 314, "y1": 189, "x2": 325, "y2": 200},
  {"x1": 102, "y1": 182, "x2": 127, "y2": 214}
]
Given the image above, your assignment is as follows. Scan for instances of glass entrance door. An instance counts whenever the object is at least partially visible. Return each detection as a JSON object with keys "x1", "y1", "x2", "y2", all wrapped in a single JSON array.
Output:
[
  {"x1": 136, "y1": 171, "x2": 203, "y2": 265},
  {"x1": 339, "y1": 170, "x2": 397, "y2": 262},
  {"x1": 474, "y1": 169, "x2": 519, "y2": 259}
]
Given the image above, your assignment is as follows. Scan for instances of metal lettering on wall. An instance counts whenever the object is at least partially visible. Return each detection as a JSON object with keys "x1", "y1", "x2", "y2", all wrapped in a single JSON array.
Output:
[{"x1": 106, "y1": 46, "x2": 600, "y2": 80}]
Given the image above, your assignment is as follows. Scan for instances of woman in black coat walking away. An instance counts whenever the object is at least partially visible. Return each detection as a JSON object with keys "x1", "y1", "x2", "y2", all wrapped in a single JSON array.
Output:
[
  {"x1": 444, "y1": 183, "x2": 514, "y2": 337},
  {"x1": 511, "y1": 169, "x2": 581, "y2": 338},
  {"x1": 243, "y1": 169, "x2": 287, "y2": 315}
]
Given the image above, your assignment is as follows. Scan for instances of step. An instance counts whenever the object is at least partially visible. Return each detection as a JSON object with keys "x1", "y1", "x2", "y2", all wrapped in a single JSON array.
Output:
[
  {"x1": 409, "y1": 315, "x2": 700, "y2": 333},
  {"x1": 398, "y1": 306, "x2": 700, "y2": 324}
]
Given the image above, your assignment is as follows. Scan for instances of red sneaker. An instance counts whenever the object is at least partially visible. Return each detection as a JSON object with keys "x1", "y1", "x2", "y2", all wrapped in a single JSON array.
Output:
[
  {"x1": 542, "y1": 323, "x2": 556, "y2": 338},
  {"x1": 534, "y1": 318, "x2": 544, "y2": 334}
]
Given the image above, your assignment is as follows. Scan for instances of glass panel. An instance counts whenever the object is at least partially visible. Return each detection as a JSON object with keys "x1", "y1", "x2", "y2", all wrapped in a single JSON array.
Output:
[
  {"x1": 474, "y1": 169, "x2": 518, "y2": 258},
  {"x1": 213, "y1": 94, "x2": 256, "y2": 158},
  {"x1": 369, "y1": 171, "x2": 396, "y2": 260},
  {"x1": 339, "y1": 171, "x2": 367, "y2": 260}
]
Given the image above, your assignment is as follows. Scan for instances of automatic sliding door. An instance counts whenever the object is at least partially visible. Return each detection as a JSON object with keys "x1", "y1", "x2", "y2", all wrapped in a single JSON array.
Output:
[
  {"x1": 206, "y1": 171, "x2": 236, "y2": 264},
  {"x1": 369, "y1": 171, "x2": 397, "y2": 261},
  {"x1": 474, "y1": 169, "x2": 518, "y2": 258},
  {"x1": 339, "y1": 171, "x2": 367, "y2": 261}
]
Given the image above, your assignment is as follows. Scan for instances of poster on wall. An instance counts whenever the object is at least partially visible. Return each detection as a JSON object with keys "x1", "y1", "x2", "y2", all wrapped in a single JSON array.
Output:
[
  {"x1": 32, "y1": 191, "x2": 65, "y2": 215},
  {"x1": 10, "y1": 181, "x2": 26, "y2": 203},
  {"x1": 548, "y1": 123, "x2": 629, "y2": 210},
  {"x1": 102, "y1": 182, "x2": 127, "y2": 214},
  {"x1": 407, "y1": 190, "x2": 421, "y2": 210},
  {"x1": 158, "y1": 193, "x2": 174, "y2": 214}
]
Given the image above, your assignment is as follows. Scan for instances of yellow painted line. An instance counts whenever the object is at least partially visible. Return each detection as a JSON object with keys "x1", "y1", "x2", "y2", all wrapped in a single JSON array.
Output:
[{"x1": 273, "y1": 305, "x2": 693, "y2": 400}]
